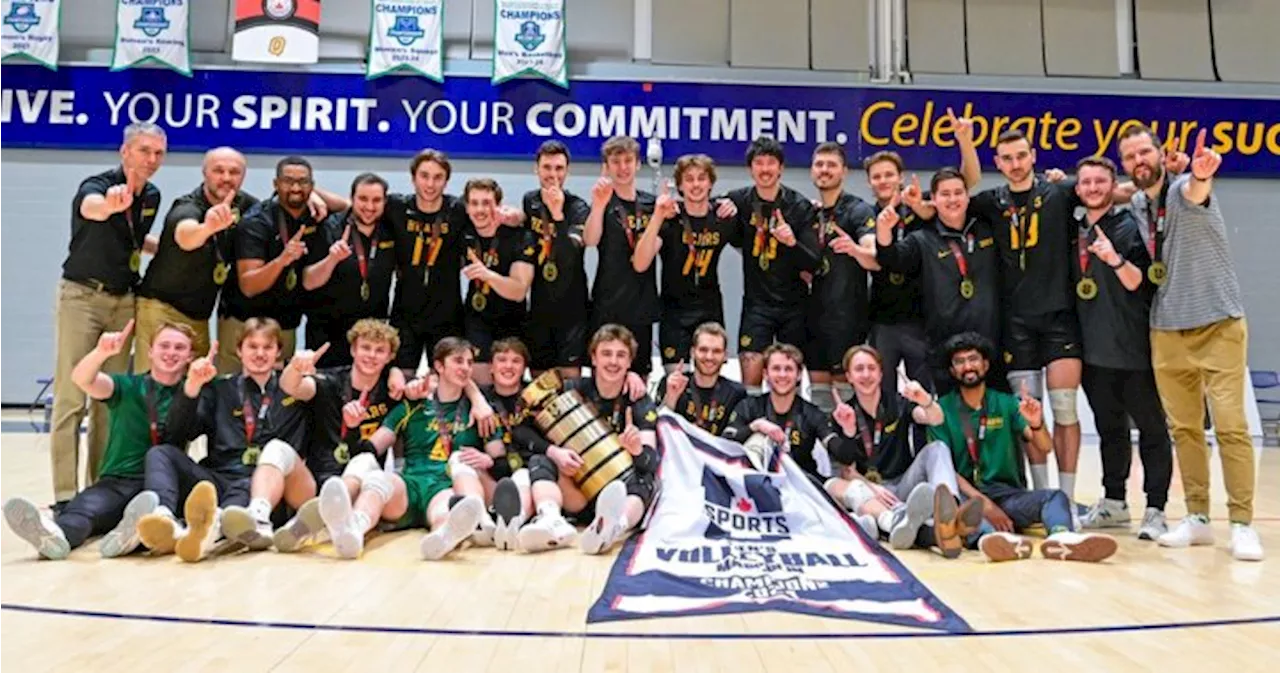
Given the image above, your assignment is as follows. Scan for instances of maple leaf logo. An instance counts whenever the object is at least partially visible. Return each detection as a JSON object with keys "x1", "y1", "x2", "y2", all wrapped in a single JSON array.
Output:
[{"x1": 736, "y1": 497, "x2": 753, "y2": 513}]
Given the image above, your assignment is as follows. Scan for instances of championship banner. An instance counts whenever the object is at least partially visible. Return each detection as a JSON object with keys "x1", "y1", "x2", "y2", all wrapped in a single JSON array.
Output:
[
  {"x1": 1, "y1": 0, "x2": 61, "y2": 70},
  {"x1": 111, "y1": 0, "x2": 191, "y2": 76},
  {"x1": 492, "y1": 0, "x2": 567, "y2": 88},
  {"x1": 233, "y1": 0, "x2": 321, "y2": 65},
  {"x1": 587, "y1": 412, "x2": 971, "y2": 632},
  {"x1": 367, "y1": 0, "x2": 444, "y2": 81}
]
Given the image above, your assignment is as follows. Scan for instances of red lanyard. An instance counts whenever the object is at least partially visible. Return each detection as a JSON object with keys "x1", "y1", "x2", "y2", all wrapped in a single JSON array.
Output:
[
  {"x1": 1078, "y1": 226, "x2": 1093, "y2": 276},
  {"x1": 614, "y1": 201, "x2": 640, "y2": 251},
  {"x1": 243, "y1": 380, "x2": 271, "y2": 447},
  {"x1": 1146, "y1": 181, "x2": 1170, "y2": 261},
  {"x1": 540, "y1": 205, "x2": 556, "y2": 263},
  {"x1": 959, "y1": 397, "x2": 988, "y2": 478},
  {"x1": 856, "y1": 403, "x2": 883, "y2": 460},
  {"x1": 947, "y1": 235, "x2": 974, "y2": 280},
  {"x1": 145, "y1": 378, "x2": 160, "y2": 445},
  {"x1": 350, "y1": 223, "x2": 379, "y2": 289}
]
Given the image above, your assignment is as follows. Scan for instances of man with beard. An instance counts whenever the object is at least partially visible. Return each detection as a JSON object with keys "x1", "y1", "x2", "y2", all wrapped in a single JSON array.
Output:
[
  {"x1": 931, "y1": 332, "x2": 1117, "y2": 563},
  {"x1": 521, "y1": 141, "x2": 592, "y2": 378},
  {"x1": 1119, "y1": 126, "x2": 1261, "y2": 561},
  {"x1": 632, "y1": 154, "x2": 737, "y2": 374},
  {"x1": 3, "y1": 322, "x2": 194, "y2": 560},
  {"x1": 460, "y1": 178, "x2": 536, "y2": 386},
  {"x1": 301, "y1": 173, "x2": 399, "y2": 368},
  {"x1": 518, "y1": 325, "x2": 661, "y2": 555},
  {"x1": 219, "y1": 319, "x2": 401, "y2": 552},
  {"x1": 805, "y1": 142, "x2": 878, "y2": 413},
  {"x1": 135, "y1": 318, "x2": 309, "y2": 563},
  {"x1": 658, "y1": 322, "x2": 746, "y2": 435},
  {"x1": 1068, "y1": 157, "x2": 1171, "y2": 541},
  {"x1": 725, "y1": 137, "x2": 821, "y2": 393},
  {"x1": 52, "y1": 122, "x2": 165, "y2": 506}
]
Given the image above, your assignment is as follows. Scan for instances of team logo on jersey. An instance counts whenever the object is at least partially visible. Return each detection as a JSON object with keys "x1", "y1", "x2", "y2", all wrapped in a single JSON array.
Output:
[
  {"x1": 702, "y1": 468, "x2": 790, "y2": 541},
  {"x1": 3, "y1": 2, "x2": 39, "y2": 33},
  {"x1": 514, "y1": 20, "x2": 545, "y2": 51}
]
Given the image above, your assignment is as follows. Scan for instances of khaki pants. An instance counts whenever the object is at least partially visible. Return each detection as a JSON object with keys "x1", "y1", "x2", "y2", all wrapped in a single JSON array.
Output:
[
  {"x1": 50, "y1": 280, "x2": 135, "y2": 501},
  {"x1": 133, "y1": 297, "x2": 211, "y2": 373},
  {"x1": 216, "y1": 316, "x2": 296, "y2": 374},
  {"x1": 1150, "y1": 317, "x2": 1255, "y2": 523}
]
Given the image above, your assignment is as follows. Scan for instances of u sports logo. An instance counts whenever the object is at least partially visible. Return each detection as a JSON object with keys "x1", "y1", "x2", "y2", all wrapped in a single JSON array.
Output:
[
  {"x1": 702, "y1": 468, "x2": 791, "y2": 542},
  {"x1": 388, "y1": 15, "x2": 425, "y2": 46},
  {"x1": 134, "y1": 7, "x2": 171, "y2": 38},
  {"x1": 515, "y1": 20, "x2": 544, "y2": 50},
  {"x1": 3, "y1": 2, "x2": 39, "y2": 33}
]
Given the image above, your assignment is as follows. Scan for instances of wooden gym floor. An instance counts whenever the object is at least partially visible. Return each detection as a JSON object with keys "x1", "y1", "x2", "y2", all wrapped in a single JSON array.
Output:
[{"x1": 2, "y1": 418, "x2": 1277, "y2": 672}]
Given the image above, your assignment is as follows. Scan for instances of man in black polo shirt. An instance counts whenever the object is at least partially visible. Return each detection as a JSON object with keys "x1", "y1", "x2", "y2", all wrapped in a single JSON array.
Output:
[
  {"x1": 221, "y1": 156, "x2": 327, "y2": 370},
  {"x1": 724, "y1": 137, "x2": 820, "y2": 394},
  {"x1": 657, "y1": 322, "x2": 746, "y2": 435},
  {"x1": 136, "y1": 147, "x2": 257, "y2": 373},
  {"x1": 1070, "y1": 157, "x2": 1171, "y2": 541},
  {"x1": 52, "y1": 122, "x2": 166, "y2": 506}
]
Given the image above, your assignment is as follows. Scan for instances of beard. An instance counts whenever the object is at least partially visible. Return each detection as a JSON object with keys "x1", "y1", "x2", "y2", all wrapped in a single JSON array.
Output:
[
  {"x1": 1132, "y1": 162, "x2": 1164, "y2": 189},
  {"x1": 957, "y1": 371, "x2": 985, "y2": 389}
]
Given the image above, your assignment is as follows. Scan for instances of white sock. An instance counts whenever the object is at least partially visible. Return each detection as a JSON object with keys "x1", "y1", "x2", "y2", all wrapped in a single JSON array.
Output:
[
  {"x1": 536, "y1": 500, "x2": 561, "y2": 520},
  {"x1": 248, "y1": 498, "x2": 273, "y2": 522},
  {"x1": 1030, "y1": 464, "x2": 1050, "y2": 490},
  {"x1": 352, "y1": 511, "x2": 372, "y2": 534},
  {"x1": 1059, "y1": 472, "x2": 1076, "y2": 501},
  {"x1": 877, "y1": 509, "x2": 897, "y2": 534}
]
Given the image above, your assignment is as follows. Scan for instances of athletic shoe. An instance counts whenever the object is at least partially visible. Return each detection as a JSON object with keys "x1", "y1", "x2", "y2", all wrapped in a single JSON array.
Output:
[
  {"x1": 1040, "y1": 532, "x2": 1119, "y2": 562},
  {"x1": 930, "y1": 483, "x2": 963, "y2": 559},
  {"x1": 99, "y1": 491, "x2": 158, "y2": 558},
  {"x1": 3, "y1": 497, "x2": 70, "y2": 560},
  {"x1": 1137, "y1": 508, "x2": 1167, "y2": 541},
  {"x1": 1080, "y1": 498, "x2": 1130, "y2": 529},
  {"x1": 220, "y1": 506, "x2": 273, "y2": 552},
  {"x1": 421, "y1": 495, "x2": 484, "y2": 561},
  {"x1": 273, "y1": 498, "x2": 324, "y2": 552},
  {"x1": 1157, "y1": 515, "x2": 1213, "y2": 548},
  {"x1": 853, "y1": 513, "x2": 877, "y2": 540},
  {"x1": 580, "y1": 481, "x2": 628, "y2": 555},
  {"x1": 889, "y1": 483, "x2": 933, "y2": 550},
  {"x1": 956, "y1": 497, "x2": 984, "y2": 540},
  {"x1": 491, "y1": 477, "x2": 524, "y2": 552},
  {"x1": 471, "y1": 509, "x2": 497, "y2": 548},
  {"x1": 1230, "y1": 524, "x2": 1264, "y2": 562},
  {"x1": 517, "y1": 514, "x2": 577, "y2": 552},
  {"x1": 319, "y1": 477, "x2": 363, "y2": 560},
  {"x1": 978, "y1": 532, "x2": 1034, "y2": 562},
  {"x1": 175, "y1": 481, "x2": 220, "y2": 563},
  {"x1": 137, "y1": 508, "x2": 183, "y2": 555}
]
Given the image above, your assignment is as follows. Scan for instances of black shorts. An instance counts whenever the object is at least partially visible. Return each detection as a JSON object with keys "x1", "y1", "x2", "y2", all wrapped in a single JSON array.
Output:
[
  {"x1": 738, "y1": 303, "x2": 807, "y2": 355},
  {"x1": 524, "y1": 315, "x2": 588, "y2": 371},
  {"x1": 658, "y1": 308, "x2": 723, "y2": 365},
  {"x1": 804, "y1": 313, "x2": 869, "y2": 373},
  {"x1": 464, "y1": 312, "x2": 526, "y2": 362},
  {"x1": 1003, "y1": 309, "x2": 1082, "y2": 371},
  {"x1": 391, "y1": 311, "x2": 463, "y2": 371}
]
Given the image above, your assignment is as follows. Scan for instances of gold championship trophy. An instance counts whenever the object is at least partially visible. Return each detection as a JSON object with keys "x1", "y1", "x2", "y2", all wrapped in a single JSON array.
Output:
[{"x1": 519, "y1": 370, "x2": 634, "y2": 500}]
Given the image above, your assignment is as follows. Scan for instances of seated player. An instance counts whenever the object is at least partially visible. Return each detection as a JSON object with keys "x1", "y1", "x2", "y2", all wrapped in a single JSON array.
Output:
[
  {"x1": 518, "y1": 324, "x2": 661, "y2": 555},
  {"x1": 931, "y1": 332, "x2": 1117, "y2": 563},
  {"x1": 314, "y1": 337, "x2": 498, "y2": 561},
  {"x1": 478, "y1": 338, "x2": 539, "y2": 550},
  {"x1": 135, "y1": 317, "x2": 308, "y2": 563},
  {"x1": 3, "y1": 321, "x2": 194, "y2": 560},
  {"x1": 826, "y1": 345, "x2": 981, "y2": 556},
  {"x1": 657, "y1": 322, "x2": 746, "y2": 435},
  {"x1": 220, "y1": 319, "x2": 402, "y2": 551}
]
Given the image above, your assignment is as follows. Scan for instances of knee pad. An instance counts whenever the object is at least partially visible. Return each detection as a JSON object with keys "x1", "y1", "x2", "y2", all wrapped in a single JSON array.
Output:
[
  {"x1": 1007, "y1": 369, "x2": 1044, "y2": 399},
  {"x1": 361, "y1": 471, "x2": 394, "y2": 504},
  {"x1": 633, "y1": 446, "x2": 660, "y2": 474},
  {"x1": 341, "y1": 452, "x2": 381, "y2": 482},
  {"x1": 809, "y1": 383, "x2": 836, "y2": 415},
  {"x1": 1048, "y1": 388, "x2": 1080, "y2": 426},
  {"x1": 528, "y1": 454, "x2": 560, "y2": 483},
  {"x1": 843, "y1": 479, "x2": 876, "y2": 511},
  {"x1": 447, "y1": 452, "x2": 477, "y2": 480},
  {"x1": 257, "y1": 439, "x2": 299, "y2": 475}
]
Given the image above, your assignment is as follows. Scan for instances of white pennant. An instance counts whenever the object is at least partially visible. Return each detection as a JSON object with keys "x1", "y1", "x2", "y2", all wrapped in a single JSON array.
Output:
[
  {"x1": 492, "y1": 0, "x2": 567, "y2": 88},
  {"x1": 110, "y1": 0, "x2": 191, "y2": 76},
  {"x1": 366, "y1": 0, "x2": 444, "y2": 81},
  {"x1": 1, "y1": 0, "x2": 62, "y2": 70}
]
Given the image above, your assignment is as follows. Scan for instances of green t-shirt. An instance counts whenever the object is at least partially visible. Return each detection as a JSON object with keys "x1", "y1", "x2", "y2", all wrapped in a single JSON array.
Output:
[
  {"x1": 382, "y1": 397, "x2": 499, "y2": 478},
  {"x1": 98, "y1": 374, "x2": 180, "y2": 479},
  {"x1": 928, "y1": 389, "x2": 1028, "y2": 491}
]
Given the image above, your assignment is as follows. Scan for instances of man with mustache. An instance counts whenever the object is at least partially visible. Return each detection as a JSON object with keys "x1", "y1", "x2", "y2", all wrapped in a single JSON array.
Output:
[
  {"x1": 658, "y1": 322, "x2": 747, "y2": 436},
  {"x1": 51, "y1": 122, "x2": 165, "y2": 508},
  {"x1": 1118, "y1": 126, "x2": 1261, "y2": 561}
]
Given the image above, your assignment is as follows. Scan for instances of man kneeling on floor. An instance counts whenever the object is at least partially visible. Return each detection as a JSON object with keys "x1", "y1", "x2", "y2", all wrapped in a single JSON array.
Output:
[
  {"x1": 135, "y1": 317, "x2": 309, "y2": 562},
  {"x1": 932, "y1": 332, "x2": 1117, "y2": 563},
  {"x1": 3, "y1": 321, "x2": 194, "y2": 559}
]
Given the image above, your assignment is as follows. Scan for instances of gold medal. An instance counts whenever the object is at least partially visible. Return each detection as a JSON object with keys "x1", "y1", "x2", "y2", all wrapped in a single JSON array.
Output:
[
  {"x1": 820, "y1": 257, "x2": 831, "y2": 276},
  {"x1": 889, "y1": 272, "x2": 905, "y2": 286},
  {"x1": 1148, "y1": 262, "x2": 1167, "y2": 286},
  {"x1": 542, "y1": 261, "x2": 559, "y2": 282},
  {"x1": 242, "y1": 445, "x2": 261, "y2": 466},
  {"x1": 129, "y1": 250, "x2": 142, "y2": 273},
  {"x1": 212, "y1": 262, "x2": 229, "y2": 286},
  {"x1": 360, "y1": 281, "x2": 370, "y2": 301},
  {"x1": 1077, "y1": 277, "x2": 1098, "y2": 301},
  {"x1": 866, "y1": 469, "x2": 882, "y2": 484},
  {"x1": 333, "y1": 442, "x2": 350, "y2": 465},
  {"x1": 285, "y1": 268, "x2": 298, "y2": 291},
  {"x1": 959, "y1": 278, "x2": 975, "y2": 299},
  {"x1": 759, "y1": 255, "x2": 770, "y2": 271},
  {"x1": 472, "y1": 292, "x2": 487, "y2": 312}
]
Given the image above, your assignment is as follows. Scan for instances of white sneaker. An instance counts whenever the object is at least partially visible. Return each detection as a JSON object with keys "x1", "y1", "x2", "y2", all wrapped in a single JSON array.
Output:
[
  {"x1": 517, "y1": 514, "x2": 577, "y2": 553},
  {"x1": 1081, "y1": 498, "x2": 1130, "y2": 530},
  {"x1": 421, "y1": 495, "x2": 484, "y2": 561},
  {"x1": 220, "y1": 506, "x2": 274, "y2": 552},
  {"x1": 1157, "y1": 515, "x2": 1214, "y2": 548},
  {"x1": 491, "y1": 477, "x2": 525, "y2": 552},
  {"x1": 319, "y1": 477, "x2": 363, "y2": 560},
  {"x1": 1137, "y1": 508, "x2": 1167, "y2": 541},
  {"x1": 888, "y1": 483, "x2": 933, "y2": 550},
  {"x1": 1040, "y1": 532, "x2": 1119, "y2": 563},
  {"x1": 853, "y1": 513, "x2": 877, "y2": 540},
  {"x1": 978, "y1": 532, "x2": 1034, "y2": 562},
  {"x1": 273, "y1": 498, "x2": 325, "y2": 552},
  {"x1": 579, "y1": 481, "x2": 628, "y2": 556},
  {"x1": 137, "y1": 508, "x2": 184, "y2": 555},
  {"x1": 471, "y1": 515, "x2": 496, "y2": 547},
  {"x1": 1230, "y1": 524, "x2": 1264, "y2": 562},
  {"x1": 3, "y1": 497, "x2": 71, "y2": 560},
  {"x1": 100, "y1": 491, "x2": 159, "y2": 558}
]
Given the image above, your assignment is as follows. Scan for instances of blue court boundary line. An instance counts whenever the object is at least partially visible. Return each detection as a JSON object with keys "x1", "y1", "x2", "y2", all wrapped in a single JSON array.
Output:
[{"x1": 2, "y1": 603, "x2": 1277, "y2": 640}]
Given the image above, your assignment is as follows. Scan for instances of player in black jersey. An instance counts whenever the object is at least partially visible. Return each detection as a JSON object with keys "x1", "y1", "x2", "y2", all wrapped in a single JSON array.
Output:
[
  {"x1": 519, "y1": 325, "x2": 661, "y2": 555},
  {"x1": 478, "y1": 338, "x2": 539, "y2": 550},
  {"x1": 520, "y1": 141, "x2": 593, "y2": 379},
  {"x1": 584, "y1": 136, "x2": 660, "y2": 376},
  {"x1": 632, "y1": 154, "x2": 738, "y2": 374},
  {"x1": 805, "y1": 142, "x2": 879, "y2": 414},
  {"x1": 657, "y1": 322, "x2": 746, "y2": 435},
  {"x1": 724, "y1": 137, "x2": 821, "y2": 393}
]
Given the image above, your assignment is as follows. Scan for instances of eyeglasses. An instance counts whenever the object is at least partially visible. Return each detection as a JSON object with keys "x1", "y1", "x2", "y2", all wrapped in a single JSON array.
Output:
[
  {"x1": 277, "y1": 177, "x2": 313, "y2": 188},
  {"x1": 950, "y1": 353, "x2": 985, "y2": 367}
]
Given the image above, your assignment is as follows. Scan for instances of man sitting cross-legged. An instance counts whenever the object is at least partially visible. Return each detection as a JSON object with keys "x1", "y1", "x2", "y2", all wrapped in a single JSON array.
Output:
[{"x1": 3, "y1": 321, "x2": 194, "y2": 560}]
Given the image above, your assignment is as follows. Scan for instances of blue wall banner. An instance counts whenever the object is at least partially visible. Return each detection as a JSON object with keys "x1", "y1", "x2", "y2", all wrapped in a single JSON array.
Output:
[{"x1": 2, "y1": 64, "x2": 1278, "y2": 176}]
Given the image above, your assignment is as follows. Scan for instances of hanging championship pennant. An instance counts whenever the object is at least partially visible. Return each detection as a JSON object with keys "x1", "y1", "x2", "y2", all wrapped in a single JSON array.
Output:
[
  {"x1": 233, "y1": 0, "x2": 321, "y2": 65},
  {"x1": 110, "y1": 0, "x2": 191, "y2": 76},
  {"x1": 1, "y1": 0, "x2": 62, "y2": 70},
  {"x1": 492, "y1": 0, "x2": 567, "y2": 88},
  {"x1": 366, "y1": 0, "x2": 444, "y2": 81}
]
